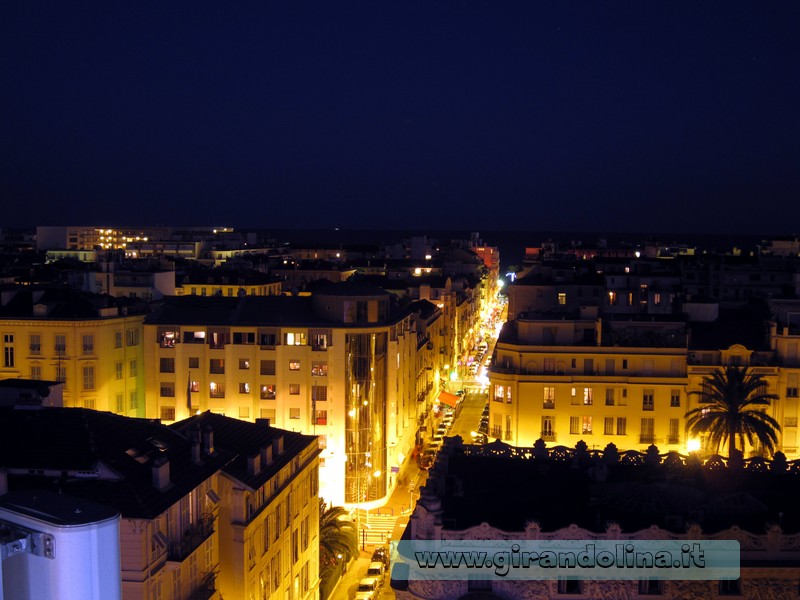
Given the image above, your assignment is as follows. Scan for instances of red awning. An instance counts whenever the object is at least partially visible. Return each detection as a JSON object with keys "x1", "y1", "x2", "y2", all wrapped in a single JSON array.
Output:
[{"x1": 438, "y1": 391, "x2": 459, "y2": 408}]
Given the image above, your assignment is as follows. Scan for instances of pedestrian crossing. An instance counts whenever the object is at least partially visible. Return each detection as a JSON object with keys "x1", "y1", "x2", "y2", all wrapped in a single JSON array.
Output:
[{"x1": 361, "y1": 512, "x2": 398, "y2": 544}]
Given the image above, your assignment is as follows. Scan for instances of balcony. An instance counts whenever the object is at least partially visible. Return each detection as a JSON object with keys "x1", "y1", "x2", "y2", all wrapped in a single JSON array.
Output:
[
  {"x1": 542, "y1": 400, "x2": 555, "y2": 410},
  {"x1": 187, "y1": 571, "x2": 218, "y2": 600},
  {"x1": 668, "y1": 436, "x2": 680, "y2": 445},
  {"x1": 639, "y1": 434, "x2": 656, "y2": 445},
  {"x1": 490, "y1": 425, "x2": 502, "y2": 438},
  {"x1": 169, "y1": 513, "x2": 216, "y2": 562},
  {"x1": 540, "y1": 432, "x2": 556, "y2": 442}
]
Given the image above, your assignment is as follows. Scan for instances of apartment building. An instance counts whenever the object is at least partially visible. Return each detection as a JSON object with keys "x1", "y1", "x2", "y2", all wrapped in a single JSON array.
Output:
[
  {"x1": 143, "y1": 282, "x2": 433, "y2": 507},
  {"x1": 0, "y1": 406, "x2": 234, "y2": 600},
  {"x1": 172, "y1": 412, "x2": 321, "y2": 600},
  {"x1": 0, "y1": 288, "x2": 147, "y2": 416},
  {"x1": 489, "y1": 313, "x2": 690, "y2": 452}
]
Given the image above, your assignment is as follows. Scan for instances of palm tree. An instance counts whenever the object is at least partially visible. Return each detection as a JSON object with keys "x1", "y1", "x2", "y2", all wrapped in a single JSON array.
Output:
[
  {"x1": 686, "y1": 365, "x2": 781, "y2": 460},
  {"x1": 319, "y1": 502, "x2": 358, "y2": 570}
]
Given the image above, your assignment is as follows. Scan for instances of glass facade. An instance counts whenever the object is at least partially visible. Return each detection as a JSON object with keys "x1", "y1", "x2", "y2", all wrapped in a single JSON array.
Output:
[{"x1": 345, "y1": 332, "x2": 387, "y2": 503}]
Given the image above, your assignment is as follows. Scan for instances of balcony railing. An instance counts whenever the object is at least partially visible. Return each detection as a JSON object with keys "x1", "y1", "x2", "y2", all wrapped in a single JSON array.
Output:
[
  {"x1": 542, "y1": 400, "x2": 555, "y2": 410},
  {"x1": 639, "y1": 434, "x2": 656, "y2": 445},
  {"x1": 540, "y1": 432, "x2": 556, "y2": 442},
  {"x1": 490, "y1": 426, "x2": 502, "y2": 438},
  {"x1": 169, "y1": 513, "x2": 216, "y2": 562},
  {"x1": 668, "y1": 436, "x2": 680, "y2": 445}
]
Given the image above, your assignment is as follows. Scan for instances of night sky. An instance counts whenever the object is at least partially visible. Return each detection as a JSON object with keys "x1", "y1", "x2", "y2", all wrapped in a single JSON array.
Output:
[{"x1": 2, "y1": 2, "x2": 799, "y2": 233}]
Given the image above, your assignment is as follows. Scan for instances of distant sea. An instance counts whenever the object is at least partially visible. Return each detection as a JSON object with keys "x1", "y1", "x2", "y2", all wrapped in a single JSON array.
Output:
[{"x1": 263, "y1": 228, "x2": 776, "y2": 273}]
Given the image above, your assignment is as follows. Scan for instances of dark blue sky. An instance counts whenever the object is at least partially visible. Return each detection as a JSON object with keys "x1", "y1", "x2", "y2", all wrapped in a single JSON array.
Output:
[{"x1": 2, "y1": 2, "x2": 799, "y2": 233}]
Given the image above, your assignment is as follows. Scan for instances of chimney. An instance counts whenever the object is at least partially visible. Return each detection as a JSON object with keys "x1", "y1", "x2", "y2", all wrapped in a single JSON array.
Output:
[
  {"x1": 248, "y1": 453, "x2": 262, "y2": 476},
  {"x1": 262, "y1": 444, "x2": 273, "y2": 466},
  {"x1": 152, "y1": 456, "x2": 170, "y2": 491},
  {"x1": 189, "y1": 427, "x2": 202, "y2": 464},
  {"x1": 273, "y1": 435, "x2": 284, "y2": 456},
  {"x1": 202, "y1": 425, "x2": 214, "y2": 455}
]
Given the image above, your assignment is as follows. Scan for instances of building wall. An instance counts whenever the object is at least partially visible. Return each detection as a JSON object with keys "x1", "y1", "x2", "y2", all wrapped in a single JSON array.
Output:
[
  {"x1": 217, "y1": 440, "x2": 320, "y2": 600},
  {"x1": 0, "y1": 315, "x2": 146, "y2": 416},
  {"x1": 144, "y1": 317, "x2": 420, "y2": 507},
  {"x1": 490, "y1": 342, "x2": 688, "y2": 451}
]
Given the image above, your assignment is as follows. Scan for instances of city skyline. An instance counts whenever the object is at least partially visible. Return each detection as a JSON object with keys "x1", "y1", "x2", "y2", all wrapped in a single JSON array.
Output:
[{"x1": 2, "y1": 2, "x2": 800, "y2": 233}]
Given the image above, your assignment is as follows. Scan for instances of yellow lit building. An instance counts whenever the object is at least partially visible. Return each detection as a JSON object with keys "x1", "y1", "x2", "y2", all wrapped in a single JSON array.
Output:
[
  {"x1": 143, "y1": 283, "x2": 428, "y2": 508},
  {"x1": 175, "y1": 272, "x2": 283, "y2": 297},
  {"x1": 0, "y1": 288, "x2": 146, "y2": 416},
  {"x1": 172, "y1": 412, "x2": 321, "y2": 600},
  {"x1": 489, "y1": 314, "x2": 691, "y2": 452}
]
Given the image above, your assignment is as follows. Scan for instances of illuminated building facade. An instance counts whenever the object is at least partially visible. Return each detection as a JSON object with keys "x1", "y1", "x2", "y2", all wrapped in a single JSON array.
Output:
[
  {"x1": 143, "y1": 282, "x2": 427, "y2": 507},
  {"x1": 0, "y1": 289, "x2": 146, "y2": 416},
  {"x1": 172, "y1": 412, "x2": 321, "y2": 600}
]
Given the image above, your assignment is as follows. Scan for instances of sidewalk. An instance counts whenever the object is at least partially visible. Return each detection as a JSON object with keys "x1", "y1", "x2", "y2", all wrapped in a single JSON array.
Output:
[{"x1": 328, "y1": 457, "x2": 428, "y2": 600}]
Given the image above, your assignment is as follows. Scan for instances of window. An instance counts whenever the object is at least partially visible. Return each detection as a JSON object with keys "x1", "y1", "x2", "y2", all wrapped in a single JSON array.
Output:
[
  {"x1": 289, "y1": 360, "x2": 300, "y2": 371},
  {"x1": 617, "y1": 417, "x2": 627, "y2": 435},
  {"x1": 604, "y1": 417, "x2": 614, "y2": 435},
  {"x1": 605, "y1": 358, "x2": 615, "y2": 375},
  {"x1": 290, "y1": 408, "x2": 300, "y2": 419},
  {"x1": 129, "y1": 390, "x2": 138, "y2": 410},
  {"x1": 285, "y1": 331, "x2": 306, "y2": 346},
  {"x1": 261, "y1": 384, "x2": 276, "y2": 400},
  {"x1": 622, "y1": 359, "x2": 628, "y2": 369},
  {"x1": 55, "y1": 364, "x2": 66, "y2": 383},
  {"x1": 640, "y1": 418, "x2": 655, "y2": 444},
  {"x1": 569, "y1": 416, "x2": 580, "y2": 435},
  {"x1": 210, "y1": 382, "x2": 225, "y2": 398},
  {"x1": 190, "y1": 380, "x2": 199, "y2": 392},
  {"x1": 55, "y1": 334, "x2": 66, "y2": 356},
  {"x1": 543, "y1": 387, "x2": 555, "y2": 409},
  {"x1": 233, "y1": 331, "x2": 255, "y2": 345},
  {"x1": 114, "y1": 331, "x2": 123, "y2": 349},
  {"x1": 209, "y1": 358, "x2": 225, "y2": 374},
  {"x1": 82, "y1": 365, "x2": 95, "y2": 390},
  {"x1": 493, "y1": 384, "x2": 505, "y2": 403},
  {"x1": 239, "y1": 358, "x2": 250, "y2": 370},
  {"x1": 582, "y1": 416, "x2": 592, "y2": 434},
  {"x1": 642, "y1": 359, "x2": 654, "y2": 375},
  {"x1": 312, "y1": 385, "x2": 327, "y2": 402},
  {"x1": 787, "y1": 374, "x2": 798, "y2": 398},
  {"x1": 260, "y1": 360, "x2": 276, "y2": 375},
  {"x1": 643, "y1": 389, "x2": 654, "y2": 411},
  {"x1": 116, "y1": 393, "x2": 124, "y2": 413},
  {"x1": 541, "y1": 416, "x2": 555, "y2": 440},
  {"x1": 311, "y1": 361, "x2": 328, "y2": 376},
  {"x1": 289, "y1": 384, "x2": 300, "y2": 395},
  {"x1": 160, "y1": 383, "x2": 175, "y2": 397},
  {"x1": 718, "y1": 579, "x2": 741, "y2": 596},
  {"x1": 126, "y1": 328, "x2": 139, "y2": 346},
  {"x1": 160, "y1": 358, "x2": 175, "y2": 373},
  {"x1": 315, "y1": 410, "x2": 328, "y2": 425},
  {"x1": 239, "y1": 382, "x2": 251, "y2": 394},
  {"x1": 605, "y1": 388, "x2": 615, "y2": 406},
  {"x1": 30, "y1": 364, "x2": 41, "y2": 380},
  {"x1": 188, "y1": 356, "x2": 199, "y2": 369},
  {"x1": 311, "y1": 332, "x2": 329, "y2": 350},
  {"x1": 557, "y1": 579, "x2": 582, "y2": 595},
  {"x1": 183, "y1": 330, "x2": 206, "y2": 344},
  {"x1": 3, "y1": 334, "x2": 14, "y2": 368},
  {"x1": 261, "y1": 408, "x2": 276, "y2": 423},
  {"x1": 669, "y1": 418, "x2": 680, "y2": 444},
  {"x1": 543, "y1": 358, "x2": 555, "y2": 374},
  {"x1": 158, "y1": 329, "x2": 178, "y2": 348},
  {"x1": 583, "y1": 358, "x2": 594, "y2": 375},
  {"x1": 239, "y1": 406, "x2": 250, "y2": 419},
  {"x1": 258, "y1": 330, "x2": 278, "y2": 347},
  {"x1": 82, "y1": 334, "x2": 94, "y2": 355},
  {"x1": 161, "y1": 407, "x2": 176, "y2": 421},
  {"x1": 29, "y1": 334, "x2": 41, "y2": 355},
  {"x1": 557, "y1": 292, "x2": 566, "y2": 305},
  {"x1": 670, "y1": 389, "x2": 681, "y2": 407},
  {"x1": 583, "y1": 387, "x2": 593, "y2": 405},
  {"x1": 129, "y1": 359, "x2": 137, "y2": 377}
]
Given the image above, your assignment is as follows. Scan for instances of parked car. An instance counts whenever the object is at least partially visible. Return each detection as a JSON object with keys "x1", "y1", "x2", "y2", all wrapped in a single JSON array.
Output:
[
  {"x1": 366, "y1": 561, "x2": 385, "y2": 585},
  {"x1": 354, "y1": 577, "x2": 380, "y2": 600}
]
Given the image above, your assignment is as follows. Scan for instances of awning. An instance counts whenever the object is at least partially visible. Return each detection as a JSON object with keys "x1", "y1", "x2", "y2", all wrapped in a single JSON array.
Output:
[{"x1": 438, "y1": 391, "x2": 459, "y2": 408}]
